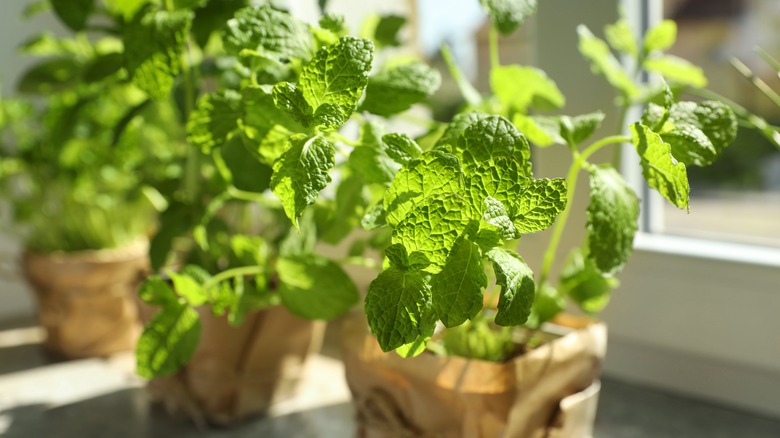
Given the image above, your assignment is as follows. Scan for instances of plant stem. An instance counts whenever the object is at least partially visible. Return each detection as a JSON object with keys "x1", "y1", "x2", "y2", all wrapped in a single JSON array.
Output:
[
  {"x1": 489, "y1": 25, "x2": 500, "y2": 70},
  {"x1": 731, "y1": 57, "x2": 780, "y2": 109},
  {"x1": 537, "y1": 135, "x2": 630, "y2": 286},
  {"x1": 202, "y1": 265, "x2": 265, "y2": 290},
  {"x1": 440, "y1": 44, "x2": 482, "y2": 107}
]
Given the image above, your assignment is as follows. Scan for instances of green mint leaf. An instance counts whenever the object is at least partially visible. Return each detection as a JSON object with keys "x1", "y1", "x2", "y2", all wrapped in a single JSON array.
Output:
[
  {"x1": 168, "y1": 268, "x2": 208, "y2": 306},
  {"x1": 223, "y1": 5, "x2": 312, "y2": 64},
  {"x1": 644, "y1": 55, "x2": 707, "y2": 88},
  {"x1": 190, "y1": 0, "x2": 246, "y2": 47},
  {"x1": 577, "y1": 25, "x2": 638, "y2": 98},
  {"x1": 480, "y1": 0, "x2": 537, "y2": 35},
  {"x1": 509, "y1": 178, "x2": 567, "y2": 234},
  {"x1": 457, "y1": 115, "x2": 531, "y2": 173},
  {"x1": 365, "y1": 266, "x2": 432, "y2": 352},
  {"x1": 491, "y1": 65, "x2": 565, "y2": 113},
  {"x1": 527, "y1": 282, "x2": 565, "y2": 327},
  {"x1": 604, "y1": 19, "x2": 638, "y2": 57},
  {"x1": 50, "y1": 0, "x2": 94, "y2": 31},
  {"x1": 320, "y1": 174, "x2": 369, "y2": 244},
  {"x1": 512, "y1": 114, "x2": 565, "y2": 147},
  {"x1": 361, "y1": 202, "x2": 387, "y2": 230},
  {"x1": 431, "y1": 234, "x2": 486, "y2": 328},
  {"x1": 631, "y1": 122, "x2": 689, "y2": 210},
  {"x1": 104, "y1": 0, "x2": 148, "y2": 20},
  {"x1": 187, "y1": 90, "x2": 242, "y2": 152},
  {"x1": 277, "y1": 254, "x2": 359, "y2": 320},
  {"x1": 643, "y1": 100, "x2": 737, "y2": 166},
  {"x1": 392, "y1": 192, "x2": 477, "y2": 272},
  {"x1": 468, "y1": 156, "x2": 531, "y2": 215},
  {"x1": 360, "y1": 61, "x2": 442, "y2": 116},
  {"x1": 272, "y1": 82, "x2": 315, "y2": 127},
  {"x1": 482, "y1": 196, "x2": 520, "y2": 240},
  {"x1": 139, "y1": 276, "x2": 178, "y2": 306},
  {"x1": 487, "y1": 247, "x2": 535, "y2": 326},
  {"x1": 560, "y1": 248, "x2": 617, "y2": 314},
  {"x1": 298, "y1": 36, "x2": 374, "y2": 125},
  {"x1": 149, "y1": 200, "x2": 193, "y2": 271},
  {"x1": 382, "y1": 133, "x2": 422, "y2": 165},
  {"x1": 230, "y1": 235, "x2": 269, "y2": 266},
  {"x1": 586, "y1": 166, "x2": 639, "y2": 274},
  {"x1": 271, "y1": 135, "x2": 335, "y2": 229},
  {"x1": 435, "y1": 112, "x2": 489, "y2": 149},
  {"x1": 384, "y1": 243, "x2": 431, "y2": 272},
  {"x1": 279, "y1": 209, "x2": 317, "y2": 257},
  {"x1": 83, "y1": 52, "x2": 124, "y2": 83},
  {"x1": 124, "y1": 8, "x2": 192, "y2": 100},
  {"x1": 384, "y1": 150, "x2": 464, "y2": 226},
  {"x1": 221, "y1": 136, "x2": 273, "y2": 193},
  {"x1": 136, "y1": 303, "x2": 201, "y2": 378},
  {"x1": 319, "y1": 13, "x2": 347, "y2": 36},
  {"x1": 643, "y1": 20, "x2": 676, "y2": 53},
  {"x1": 559, "y1": 112, "x2": 606, "y2": 147},
  {"x1": 372, "y1": 15, "x2": 406, "y2": 48},
  {"x1": 348, "y1": 121, "x2": 399, "y2": 184},
  {"x1": 241, "y1": 87, "x2": 305, "y2": 165}
]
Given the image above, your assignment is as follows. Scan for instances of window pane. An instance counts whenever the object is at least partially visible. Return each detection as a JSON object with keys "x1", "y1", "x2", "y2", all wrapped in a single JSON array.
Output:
[{"x1": 660, "y1": 0, "x2": 780, "y2": 248}]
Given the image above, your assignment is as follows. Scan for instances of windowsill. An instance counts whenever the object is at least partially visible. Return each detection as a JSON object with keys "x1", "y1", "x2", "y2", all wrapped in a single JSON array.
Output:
[{"x1": 633, "y1": 232, "x2": 780, "y2": 268}]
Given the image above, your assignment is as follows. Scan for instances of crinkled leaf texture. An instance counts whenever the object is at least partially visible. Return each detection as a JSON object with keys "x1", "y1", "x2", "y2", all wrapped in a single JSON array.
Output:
[
  {"x1": 361, "y1": 61, "x2": 441, "y2": 116},
  {"x1": 187, "y1": 90, "x2": 242, "y2": 152},
  {"x1": 365, "y1": 262, "x2": 432, "y2": 352},
  {"x1": 631, "y1": 122, "x2": 689, "y2": 210},
  {"x1": 277, "y1": 254, "x2": 359, "y2": 320},
  {"x1": 271, "y1": 135, "x2": 335, "y2": 229},
  {"x1": 222, "y1": 5, "x2": 312, "y2": 63},
  {"x1": 136, "y1": 303, "x2": 201, "y2": 379},
  {"x1": 431, "y1": 233, "x2": 487, "y2": 328},
  {"x1": 480, "y1": 0, "x2": 537, "y2": 35},
  {"x1": 586, "y1": 166, "x2": 639, "y2": 275},
  {"x1": 123, "y1": 8, "x2": 192, "y2": 100},
  {"x1": 509, "y1": 178, "x2": 567, "y2": 234},
  {"x1": 487, "y1": 247, "x2": 535, "y2": 326}
]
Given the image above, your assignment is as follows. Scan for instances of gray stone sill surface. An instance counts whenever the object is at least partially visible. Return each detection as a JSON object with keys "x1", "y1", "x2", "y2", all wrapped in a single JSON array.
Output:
[{"x1": 2, "y1": 322, "x2": 780, "y2": 437}]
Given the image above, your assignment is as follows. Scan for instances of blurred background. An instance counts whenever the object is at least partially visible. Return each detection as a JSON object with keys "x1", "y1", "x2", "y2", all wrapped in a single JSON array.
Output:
[{"x1": 1, "y1": 0, "x2": 779, "y2": 436}]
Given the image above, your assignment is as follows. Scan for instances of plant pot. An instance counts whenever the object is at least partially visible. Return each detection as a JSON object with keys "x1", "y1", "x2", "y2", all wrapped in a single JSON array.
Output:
[
  {"x1": 21, "y1": 241, "x2": 150, "y2": 359},
  {"x1": 341, "y1": 313, "x2": 607, "y2": 438},
  {"x1": 147, "y1": 305, "x2": 325, "y2": 426}
]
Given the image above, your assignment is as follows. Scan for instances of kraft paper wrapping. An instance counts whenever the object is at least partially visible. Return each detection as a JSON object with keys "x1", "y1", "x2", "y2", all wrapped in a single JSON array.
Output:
[
  {"x1": 341, "y1": 314, "x2": 607, "y2": 438},
  {"x1": 148, "y1": 305, "x2": 325, "y2": 426},
  {"x1": 21, "y1": 241, "x2": 149, "y2": 359}
]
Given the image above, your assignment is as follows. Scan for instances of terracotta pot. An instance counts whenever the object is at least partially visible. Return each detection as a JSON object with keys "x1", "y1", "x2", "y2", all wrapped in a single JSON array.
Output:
[
  {"x1": 21, "y1": 241, "x2": 150, "y2": 359},
  {"x1": 341, "y1": 313, "x2": 607, "y2": 438},
  {"x1": 147, "y1": 305, "x2": 325, "y2": 426}
]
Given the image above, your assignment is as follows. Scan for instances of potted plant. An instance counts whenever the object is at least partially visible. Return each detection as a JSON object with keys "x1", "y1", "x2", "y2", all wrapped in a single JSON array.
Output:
[
  {"x1": 121, "y1": 1, "x2": 442, "y2": 425},
  {"x1": 335, "y1": 3, "x2": 741, "y2": 438},
  {"x1": 0, "y1": 2, "x2": 181, "y2": 358}
]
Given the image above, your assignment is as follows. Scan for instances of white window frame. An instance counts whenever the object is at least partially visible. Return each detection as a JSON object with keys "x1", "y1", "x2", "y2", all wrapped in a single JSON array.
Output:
[{"x1": 535, "y1": 0, "x2": 780, "y2": 417}]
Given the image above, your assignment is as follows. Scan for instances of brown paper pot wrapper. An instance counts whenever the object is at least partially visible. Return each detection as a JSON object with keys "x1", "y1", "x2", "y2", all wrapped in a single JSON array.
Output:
[
  {"x1": 147, "y1": 305, "x2": 325, "y2": 426},
  {"x1": 21, "y1": 241, "x2": 149, "y2": 359},
  {"x1": 342, "y1": 314, "x2": 607, "y2": 438}
]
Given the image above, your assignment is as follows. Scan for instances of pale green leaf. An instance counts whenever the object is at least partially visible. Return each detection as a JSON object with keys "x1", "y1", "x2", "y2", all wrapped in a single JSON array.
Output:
[
  {"x1": 491, "y1": 65, "x2": 565, "y2": 113},
  {"x1": 382, "y1": 133, "x2": 422, "y2": 165},
  {"x1": 480, "y1": 0, "x2": 537, "y2": 35},
  {"x1": 644, "y1": 55, "x2": 707, "y2": 88},
  {"x1": 559, "y1": 112, "x2": 605, "y2": 147},
  {"x1": 560, "y1": 248, "x2": 617, "y2": 314},
  {"x1": 124, "y1": 8, "x2": 192, "y2": 100},
  {"x1": 527, "y1": 282, "x2": 565, "y2": 327},
  {"x1": 577, "y1": 25, "x2": 638, "y2": 98},
  {"x1": 277, "y1": 254, "x2": 359, "y2": 320},
  {"x1": 348, "y1": 121, "x2": 399, "y2": 184},
  {"x1": 272, "y1": 82, "x2": 315, "y2": 127},
  {"x1": 486, "y1": 247, "x2": 535, "y2": 326},
  {"x1": 361, "y1": 61, "x2": 441, "y2": 116},
  {"x1": 510, "y1": 178, "x2": 567, "y2": 234},
  {"x1": 586, "y1": 166, "x2": 639, "y2": 274},
  {"x1": 383, "y1": 150, "x2": 464, "y2": 226},
  {"x1": 631, "y1": 122, "x2": 689, "y2": 210},
  {"x1": 643, "y1": 20, "x2": 676, "y2": 53},
  {"x1": 365, "y1": 266, "x2": 432, "y2": 352},
  {"x1": 361, "y1": 202, "x2": 387, "y2": 230},
  {"x1": 240, "y1": 86, "x2": 305, "y2": 165},
  {"x1": 605, "y1": 19, "x2": 637, "y2": 56},
  {"x1": 482, "y1": 196, "x2": 519, "y2": 240},
  {"x1": 320, "y1": 173, "x2": 369, "y2": 244},
  {"x1": 271, "y1": 135, "x2": 335, "y2": 229},
  {"x1": 103, "y1": 0, "x2": 148, "y2": 20},
  {"x1": 512, "y1": 114, "x2": 565, "y2": 147},
  {"x1": 139, "y1": 276, "x2": 178, "y2": 306},
  {"x1": 136, "y1": 304, "x2": 201, "y2": 378},
  {"x1": 168, "y1": 269, "x2": 208, "y2": 306},
  {"x1": 430, "y1": 234, "x2": 486, "y2": 328}
]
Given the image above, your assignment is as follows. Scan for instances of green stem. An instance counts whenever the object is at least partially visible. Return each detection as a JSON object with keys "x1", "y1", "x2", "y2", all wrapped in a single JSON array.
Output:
[
  {"x1": 202, "y1": 265, "x2": 265, "y2": 290},
  {"x1": 440, "y1": 44, "x2": 482, "y2": 107},
  {"x1": 328, "y1": 131, "x2": 360, "y2": 147},
  {"x1": 538, "y1": 135, "x2": 630, "y2": 286},
  {"x1": 731, "y1": 57, "x2": 780, "y2": 109},
  {"x1": 489, "y1": 25, "x2": 500, "y2": 69}
]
